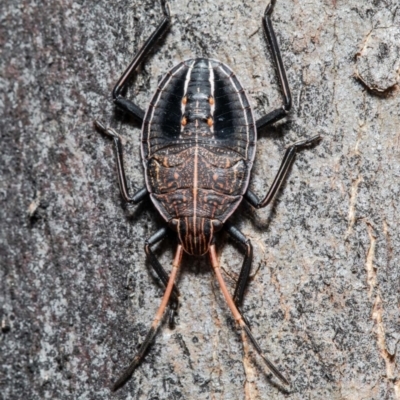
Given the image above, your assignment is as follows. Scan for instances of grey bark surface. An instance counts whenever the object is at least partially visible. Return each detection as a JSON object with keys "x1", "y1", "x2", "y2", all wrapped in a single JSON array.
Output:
[{"x1": 1, "y1": 0, "x2": 400, "y2": 399}]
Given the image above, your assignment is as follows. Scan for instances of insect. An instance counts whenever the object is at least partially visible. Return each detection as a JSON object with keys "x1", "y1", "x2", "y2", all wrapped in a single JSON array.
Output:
[{"x1": 94, "y1": 0, "x2": 320, "y2": 392}]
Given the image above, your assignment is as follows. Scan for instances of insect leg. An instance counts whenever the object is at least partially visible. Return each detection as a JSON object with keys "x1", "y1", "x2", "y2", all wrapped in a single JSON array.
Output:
[
  {"x1": 244, "y1": 135, "x2": 321, "y2": 209},
  {"x1": 224, "y1": 222, "x2": 253, "y2": 327},
  {"x1": 256, "y1": 0, "x2": 292, "y2": 130},
  {"x1": 224, "y1": 222, "x2": 253, "y2": 307},
  {"x1": 145, "y1": 227, "x2": 180, "y2": 327},
  {"x1": 209, "y1": 244, "x2": 289, "y2": 386},
  {"x1": 112, "y1": 244, "x2": 183, "y2": 392},
  {"x1": 94, "y1": 120, "x2": 148, "y2": 203},
  {"x1": 112, "y1": 1, "x2": 171, "y2": 123}
]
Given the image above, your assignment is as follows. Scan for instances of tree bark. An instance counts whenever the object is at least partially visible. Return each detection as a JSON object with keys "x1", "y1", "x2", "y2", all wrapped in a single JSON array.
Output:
[{"x1": 1, "y1": 0, "x2": 400, "y2": 399}]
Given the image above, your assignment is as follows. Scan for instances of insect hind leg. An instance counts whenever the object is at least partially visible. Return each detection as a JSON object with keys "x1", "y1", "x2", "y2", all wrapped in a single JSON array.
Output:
[
  {"x1": 209, "y1": 244, "x2": 289, "y2": 387},
  {"x1": 112, "y1": 244, "x2": 183, "y2": 392},
  {"x1": 145, "y1": 227, "x2": 180, "y2": 327},
  {"x1": 224, "y1": 222, "x2": 253, "y2": 306}
]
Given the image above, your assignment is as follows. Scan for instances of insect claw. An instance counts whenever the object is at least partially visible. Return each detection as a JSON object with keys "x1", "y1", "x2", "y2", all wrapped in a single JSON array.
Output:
[
  {"x1": 238, "y1": 306, "x2": 251, "y2": 328},
  {"x1": 264, "y1": 0, "x2": 276, "y2": 17},
  {"x1": 161, "y1": 0, "x2": 171, "y2": 18},
  {"x1": 168, "y1": 308, "x2": 176, "y2": 328},
  {"x1": 94, "y1": 120, "x2": 120, "y2": 140},
  {"x1": 242, "y1": 324, "x2": 290, "y2": 386},
  {"x1": 93, "y1": 119, "x2": 106, "y2": 132},
  {"x1": 309, "y1": 134, "x2": 323, "y2": 143},
  {"x1": 294, "y1": 134, "x2": 322, "y2": 148}
]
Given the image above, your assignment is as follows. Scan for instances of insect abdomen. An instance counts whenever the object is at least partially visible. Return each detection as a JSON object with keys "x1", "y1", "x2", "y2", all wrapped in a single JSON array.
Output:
[{"x1": 142, "y1": 58, "x2": 256, "y2": 253}]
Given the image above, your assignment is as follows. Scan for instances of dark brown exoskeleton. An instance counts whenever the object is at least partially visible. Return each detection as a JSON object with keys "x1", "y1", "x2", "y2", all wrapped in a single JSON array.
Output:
[{"x1": 94, "y1": 0, "x2": 320, "y2": 392}]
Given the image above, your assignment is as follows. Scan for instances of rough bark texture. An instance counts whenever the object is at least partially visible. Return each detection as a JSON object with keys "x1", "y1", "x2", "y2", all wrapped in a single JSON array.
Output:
[{"x1": 1, "y1": 0, "x2": 400, "y2": 399}]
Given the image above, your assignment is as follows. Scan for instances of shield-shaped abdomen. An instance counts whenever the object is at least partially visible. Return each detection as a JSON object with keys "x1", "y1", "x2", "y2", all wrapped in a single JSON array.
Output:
[{"x1": 142, "y1": 58, "x2": 256, "y2": 255}]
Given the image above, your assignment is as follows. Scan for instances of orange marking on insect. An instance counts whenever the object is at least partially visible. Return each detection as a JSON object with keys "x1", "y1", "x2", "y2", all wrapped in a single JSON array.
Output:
[
  {"x1": 209, "y1": 245, "x2": 242, "y2": 322},
  {"x1": 182, "y1": 96, "x2": 187, "y2": 105},
  {"x1": 207, "y1": 117, "x2": 213, "y2": 126},
  {"x1": 209, "y1": 96, "x2": 215, "y2": 105},
  {"x1": 181, "y1": 116, "x2": 187, "y2": 126}
]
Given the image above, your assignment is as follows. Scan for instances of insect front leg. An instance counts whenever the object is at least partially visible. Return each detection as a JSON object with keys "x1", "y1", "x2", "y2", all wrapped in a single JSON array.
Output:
[
  {"x1": 245, "y1": 135, "x2": 321, "y2": 209},
  {"x1": 256, "y1": 0, "x2": 292, "y2": 130},
  {"x1": 112, "y1": 0, "x2": 171, "y2": 123},
  {"x1": 94, "y1": 120, "x2": 148, "y2": 203}
]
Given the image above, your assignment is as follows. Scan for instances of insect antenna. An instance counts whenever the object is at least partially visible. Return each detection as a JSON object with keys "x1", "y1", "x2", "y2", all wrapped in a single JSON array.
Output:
[
  {"x1": 208, "y1": 244, "x2": 290, "y2": 387},
  {"x1": 112, "y1": 245, "x2": 183, "y2": 392}
]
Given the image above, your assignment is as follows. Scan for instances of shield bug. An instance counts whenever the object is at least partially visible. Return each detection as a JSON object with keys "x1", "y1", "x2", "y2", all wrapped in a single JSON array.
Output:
[{"x1": 94, "y1": 0, "x2": 320, "y2": 391}]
